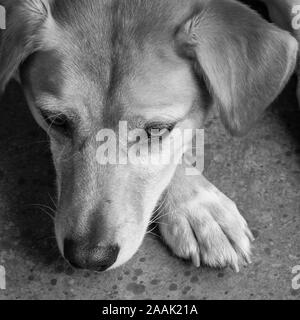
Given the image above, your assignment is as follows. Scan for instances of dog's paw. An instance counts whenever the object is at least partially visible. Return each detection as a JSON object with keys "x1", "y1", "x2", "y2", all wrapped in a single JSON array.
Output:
[{"x1": 159, "y1": 184, "x2": 254, "y2": 272}]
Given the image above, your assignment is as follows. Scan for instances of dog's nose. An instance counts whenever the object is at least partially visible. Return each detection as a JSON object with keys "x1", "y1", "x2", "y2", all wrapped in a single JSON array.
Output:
[{"x1": 63, "y1": 239, "x2": 120, "y2": 272}]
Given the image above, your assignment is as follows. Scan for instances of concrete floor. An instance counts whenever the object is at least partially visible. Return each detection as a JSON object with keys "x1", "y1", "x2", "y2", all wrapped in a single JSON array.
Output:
[{"x1": 0, "y1": 78, "x2": 300, "y2": 300}]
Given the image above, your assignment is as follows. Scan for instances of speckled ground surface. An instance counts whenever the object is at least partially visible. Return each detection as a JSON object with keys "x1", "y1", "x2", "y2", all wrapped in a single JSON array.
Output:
[{"x1": 0, "y1": 77, "x2": 300, "y2": 300}]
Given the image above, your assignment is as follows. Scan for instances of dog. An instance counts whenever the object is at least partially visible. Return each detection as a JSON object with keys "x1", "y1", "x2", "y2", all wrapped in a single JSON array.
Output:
[{"x1": 0, "y1": 0, "x2": 298, "y2": 272}]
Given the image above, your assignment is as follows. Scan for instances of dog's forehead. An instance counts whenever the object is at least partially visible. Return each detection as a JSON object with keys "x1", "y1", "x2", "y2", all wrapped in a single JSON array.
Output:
[
  {"x1": 49, "y1": 0, "x2": 184, "y2": 70},
  {"x1": 35, "y1": 0, "x2": 198, "y2": 124}
]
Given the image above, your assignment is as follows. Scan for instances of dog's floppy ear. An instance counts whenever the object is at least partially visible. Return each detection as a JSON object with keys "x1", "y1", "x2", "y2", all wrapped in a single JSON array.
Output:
[
  {"x1": 177, "y1": 0, "x2": 298, "y2": 135},
  {"x1": 0, "y1": 0, "x2": 51, "y2": 93}
]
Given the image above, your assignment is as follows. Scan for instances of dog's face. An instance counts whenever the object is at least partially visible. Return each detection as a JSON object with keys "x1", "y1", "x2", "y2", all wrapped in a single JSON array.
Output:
[
  {"x1": 0, "y1": 0, "x2": 298, "y2": 271},
  {"x1": 21, "y1": 43, "x2": 204, "y2": 270}
]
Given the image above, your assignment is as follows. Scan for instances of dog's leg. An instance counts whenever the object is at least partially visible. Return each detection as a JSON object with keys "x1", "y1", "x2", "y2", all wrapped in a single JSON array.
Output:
[{"x1": 159, "y1": 166, "x2": 254, "y2": 271}]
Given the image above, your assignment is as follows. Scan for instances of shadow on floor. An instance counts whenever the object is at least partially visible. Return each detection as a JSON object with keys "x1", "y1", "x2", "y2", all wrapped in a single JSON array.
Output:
[{"x1": 0, "y1": 81, "x2": 60, "y2": 267}]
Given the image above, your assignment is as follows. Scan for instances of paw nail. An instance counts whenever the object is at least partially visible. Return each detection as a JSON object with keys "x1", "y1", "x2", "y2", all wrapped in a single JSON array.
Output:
[
  {"x1": 231, "y1": 263, "x2": 240, "y2": 273},
  {"x1": 247, "y1": 230, "x2": 255, "y2": 242},
  {"x1": 245, "y1": 256, "x2": 252, "y2": 264},
  {"x1": 191, "y1": 253, "x2": 200, "y2": 268}
]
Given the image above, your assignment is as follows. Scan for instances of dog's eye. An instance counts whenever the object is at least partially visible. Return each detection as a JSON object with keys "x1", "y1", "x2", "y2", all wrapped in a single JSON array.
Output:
[
  {"x1": 145, "y1": 123, "x2": 176, "y2": 139},
  {"x1": 40, "y1": 110, "x2": 70, "y2": 133},
  {"x1": 147, "y1": 128, "x2": 168, "y2": 138}
]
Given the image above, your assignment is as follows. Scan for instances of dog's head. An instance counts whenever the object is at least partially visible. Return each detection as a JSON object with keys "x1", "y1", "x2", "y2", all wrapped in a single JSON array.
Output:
[{"x1": 0, "y1": 0, "x2": 297, "y2": 271}]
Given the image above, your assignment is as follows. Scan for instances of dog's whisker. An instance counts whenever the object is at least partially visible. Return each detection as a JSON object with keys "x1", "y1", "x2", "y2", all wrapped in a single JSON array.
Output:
[
  {"x1": 36, "y1": 208, "x2": 55, "y2": 221},
  {"x1": 150, "y1": 221, "x2": 170, "y2": 227},
  {"x1": 150, "y1": 215, "x2": 170, "y2": 226},
  {"x1": 146, "y1": 226, "x2": 161, "y2": 239},
  {"x1": 28, "y1": 204, "x2": 56, "y2": 221},
  {"x1": 31, "y1": 204, "x2": 56, "y2": 215},
  {"x1": 150, "y1": 211, "x2": 169, "y2": 223},
  {"x1": 151, "y1": 210, "x2": 165, "y2": 222},
  {"x1": 19, "y1": 140, "x2": 50, "y2": 148},
  {"x1": 48, "y1": 193, "x2": 57, "y2": 209},
  {"x1": 146, "y1": 231, "x2": 161, "y2": 239},
  {"x1": 152, "y1": 193, "x2": 169, "y2": 215}
]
